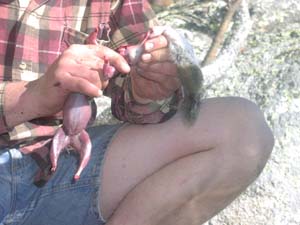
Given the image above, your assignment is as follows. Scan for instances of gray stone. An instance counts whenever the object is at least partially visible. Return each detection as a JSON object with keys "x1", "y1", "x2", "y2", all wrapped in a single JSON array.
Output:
[{"x1": 156, "y1": 0, "x2": 299, "y2": 224}]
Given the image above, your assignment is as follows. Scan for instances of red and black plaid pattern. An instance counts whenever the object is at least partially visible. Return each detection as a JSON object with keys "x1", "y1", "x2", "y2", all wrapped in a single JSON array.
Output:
[{"x1": 0, "y1": 0, "x2": 178, "y2": 154}]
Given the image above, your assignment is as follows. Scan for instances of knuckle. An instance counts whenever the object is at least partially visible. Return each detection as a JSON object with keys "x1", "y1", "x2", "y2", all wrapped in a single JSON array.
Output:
[
  {"x1": 56, "y1": 57, "x2": 69, "y2": 67},
  {"x1": 68, "y1": 44, "x2": 81, "y2": 51},
  {"x1": 63, "y1": 45, "x2": 76, "y2": 56},
  {"x1": 159, "y1": 35, "x2": 168, "y2": 47},
  {"x1": 91, "y1": 69, "x2": 99, "y2": 79},
  {"x1": 101, "y1": 45, "x2": 114, "y2": 56},
  {"x1": 155, "y1": 49, "x2": 170, "y2": 62},
  {"x1": 91, "y1": 71, "x2": 101, "y2": 85},
  {"x1": 74, "y1": 80, "x2": 85, "y2": 92},
  {"x1": 57, "y1": 73, "x2": 70, "y2": 88}
]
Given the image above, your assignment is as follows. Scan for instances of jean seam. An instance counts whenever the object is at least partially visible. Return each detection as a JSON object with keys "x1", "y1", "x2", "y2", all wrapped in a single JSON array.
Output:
[
  {"x1": 39, "y1": 181, "x2": 97, "y2": 199},
  {"x1": 8, "y1": 150, "x2": 16, "y2": 215},
  {"x1": 96, "y1": 122, "x2": 128, "y2": 223}
]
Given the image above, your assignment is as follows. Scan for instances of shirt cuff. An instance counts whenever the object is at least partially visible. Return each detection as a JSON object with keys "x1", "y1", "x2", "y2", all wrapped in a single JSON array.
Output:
[{"x1": 111, "y1": 76, "x2": 182, "y2": 124}]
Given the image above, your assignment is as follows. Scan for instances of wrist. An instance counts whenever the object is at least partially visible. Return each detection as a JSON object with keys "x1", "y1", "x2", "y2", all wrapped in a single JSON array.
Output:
[{"x1": 4, "y1": 80, "x2": 44, "y2": 128}]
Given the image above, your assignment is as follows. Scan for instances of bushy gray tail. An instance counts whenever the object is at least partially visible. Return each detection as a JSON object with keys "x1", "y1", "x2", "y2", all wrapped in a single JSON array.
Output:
[{"x1": 182, "y1": 94, "x2": 201, "y2": 125}]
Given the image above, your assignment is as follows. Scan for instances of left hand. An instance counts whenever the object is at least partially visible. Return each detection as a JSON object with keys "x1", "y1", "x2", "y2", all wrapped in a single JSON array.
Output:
[{"x1": 130, "y1": 29, "x2": 181, "y2": 103}]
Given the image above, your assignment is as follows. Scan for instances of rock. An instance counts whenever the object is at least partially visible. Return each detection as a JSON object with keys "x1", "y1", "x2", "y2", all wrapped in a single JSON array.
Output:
[{"x1": 160, "y1": 0, "x2": 300, "y2": 224}]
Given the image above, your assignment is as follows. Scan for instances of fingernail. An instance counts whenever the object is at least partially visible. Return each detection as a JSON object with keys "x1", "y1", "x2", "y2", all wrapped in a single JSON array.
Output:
[
  {"x1": 142, "y1": 53, "x2": 152, "y2": 62},
  {"x1": 145, "y1": 42, "x2": 154, "y2": 51},
  {"x1": 98, "y1": 89, "x2": 103, "y2": 96}
]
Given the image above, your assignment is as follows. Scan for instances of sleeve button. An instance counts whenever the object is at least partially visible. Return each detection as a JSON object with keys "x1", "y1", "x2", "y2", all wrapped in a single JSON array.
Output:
[{"x1": 19, "y1": 62, "x2": 27, "y2": 70}]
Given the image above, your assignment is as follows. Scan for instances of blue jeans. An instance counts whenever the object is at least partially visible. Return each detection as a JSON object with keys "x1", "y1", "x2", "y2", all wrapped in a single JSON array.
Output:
[{"x1": 0, "y1": 123, "x2": 123, "y2": 225}]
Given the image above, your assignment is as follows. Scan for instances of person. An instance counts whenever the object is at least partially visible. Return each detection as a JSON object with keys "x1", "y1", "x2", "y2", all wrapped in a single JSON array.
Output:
[{"x1": 0, "y1": 0, "x2": 274, "y2": 225}]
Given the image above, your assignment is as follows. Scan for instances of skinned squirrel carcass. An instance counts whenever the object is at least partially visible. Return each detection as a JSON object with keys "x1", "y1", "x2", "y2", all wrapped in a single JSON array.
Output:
[{"x1": 50, "y1": 28, "x2": 105, "y2": 181}]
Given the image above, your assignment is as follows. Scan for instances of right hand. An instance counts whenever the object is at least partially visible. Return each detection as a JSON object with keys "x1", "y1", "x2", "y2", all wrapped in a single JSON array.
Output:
[{"x1": 31, "y1": 44, "x2": 130, "y2": 117}]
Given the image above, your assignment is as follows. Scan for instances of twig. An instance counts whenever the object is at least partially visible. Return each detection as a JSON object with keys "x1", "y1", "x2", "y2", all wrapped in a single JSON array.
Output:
[
  {"x1": 202, "y1": 0, "x2": 242, "y2": 66},
  {"x1": 201, "y1": 0, "x2": 253, "y2": 88}
]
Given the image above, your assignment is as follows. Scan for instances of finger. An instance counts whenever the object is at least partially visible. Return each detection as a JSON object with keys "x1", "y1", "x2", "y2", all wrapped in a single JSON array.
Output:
[
  {"x1": 89, "y1": 45, "x2": 131, "y2": 74},
  {"x1": 144, "y1": 34, "x2": 168, "y2": 53},
  {"x1": 74, "y1": 57, "x2": 103, "y2": 70},
  {"x1": 63, "y1": 45, "x2": 103, "y2": 69},
  {"x1": 71, "y1": 54, "x2": 116, "y2": 83},
  {"x1": 149, "y1": 26, "x2": 167, "y2": 38},
  {"x1": 137, "y1": 61, "x2": 177, "y2": 76},
  {"x1": 60, "y1": 73, "x2": 103, "y2": 97},
  {"x1": 68, "y1": 63, "x2": 103, "y2": 88},
  {"x1": 141, "y1": 48, "x2": 172, "y2": 63}
]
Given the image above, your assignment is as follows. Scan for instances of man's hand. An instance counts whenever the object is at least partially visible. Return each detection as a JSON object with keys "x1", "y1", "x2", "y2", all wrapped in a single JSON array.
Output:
[
  {"x1": 27, "y1": 44, "x2": 130, "y2": 117},
  {"x1": 130, "y1": 28, "x2": 181, "y2": 103}
]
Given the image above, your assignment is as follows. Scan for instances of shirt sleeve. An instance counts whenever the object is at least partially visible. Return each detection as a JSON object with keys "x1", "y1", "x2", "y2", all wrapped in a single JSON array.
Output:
[
  {"x1": 0, "y1": 82, "x2": 9, "y2": 134},
  {"x1": 105, "y1": 0, "x2": 182, "y2": 124}
]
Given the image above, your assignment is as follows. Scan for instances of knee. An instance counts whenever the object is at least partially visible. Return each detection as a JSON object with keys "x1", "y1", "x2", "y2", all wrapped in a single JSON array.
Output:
[{"x1": 220, "y1": 97, "x2": 274, "y2": 179}]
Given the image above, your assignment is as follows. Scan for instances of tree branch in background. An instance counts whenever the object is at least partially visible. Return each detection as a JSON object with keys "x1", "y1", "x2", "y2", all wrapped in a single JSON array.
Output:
[
  {"x1": 202, "y1": 0, "x2": 242, "y2": 66},
  {"x1": 201, "y1": 0, "x2": 253, "y2": 88}
]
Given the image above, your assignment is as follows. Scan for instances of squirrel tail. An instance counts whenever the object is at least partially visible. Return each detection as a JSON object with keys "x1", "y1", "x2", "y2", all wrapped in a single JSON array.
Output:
[{"x1": 182, "y1": 94, "x2": 201, "y2": 125}]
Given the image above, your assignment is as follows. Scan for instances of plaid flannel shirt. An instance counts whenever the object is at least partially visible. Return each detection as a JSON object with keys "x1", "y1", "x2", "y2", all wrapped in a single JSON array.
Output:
[{"x1": 0, "y1": 0, "x2": 180, "y2": 152}]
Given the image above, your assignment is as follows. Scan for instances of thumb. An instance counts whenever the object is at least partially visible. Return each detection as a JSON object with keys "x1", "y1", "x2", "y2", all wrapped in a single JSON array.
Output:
[{"x1": 149, "y1": 26, "x2": 168, "y2": 38}]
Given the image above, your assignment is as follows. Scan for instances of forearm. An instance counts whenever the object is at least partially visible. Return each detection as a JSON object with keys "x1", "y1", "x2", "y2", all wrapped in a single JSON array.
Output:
[{"x1": 1, "y1": 80, "x2": 43, "y2": 131}]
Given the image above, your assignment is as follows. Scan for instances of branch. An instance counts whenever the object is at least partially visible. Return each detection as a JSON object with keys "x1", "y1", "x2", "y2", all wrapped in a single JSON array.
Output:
[
  {"x1": 201, "y1": 0, "x2": 253, "y2": 88},
  {"x1": 202, "y1": 0, "x2": 242, "y2": 66}
]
